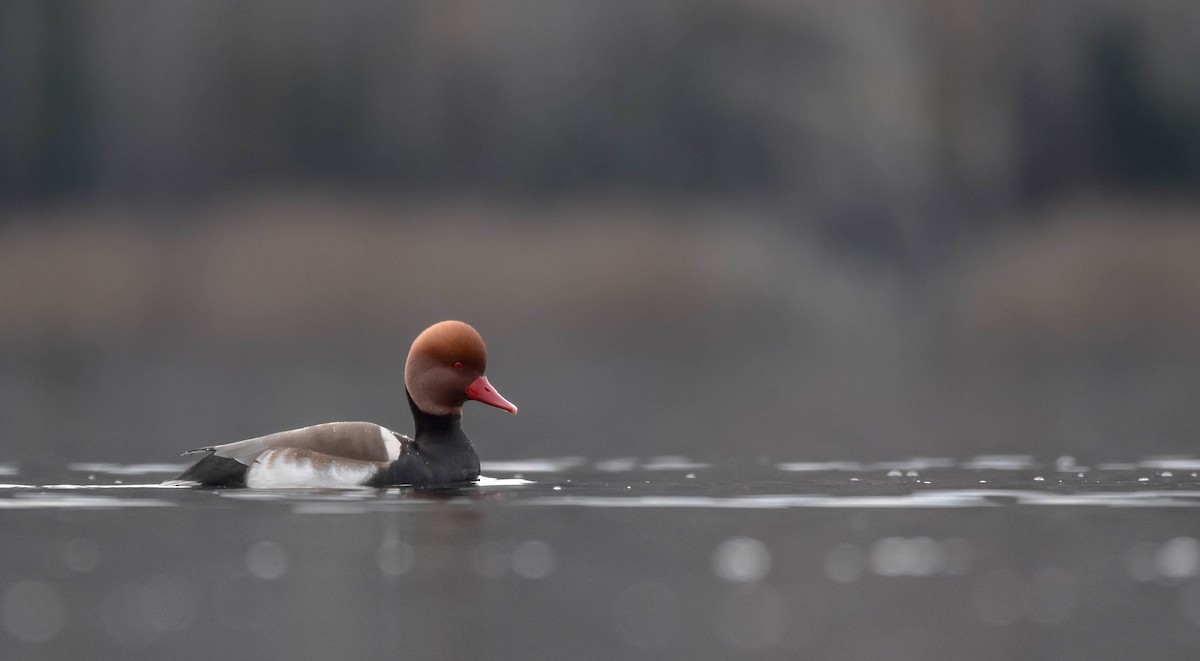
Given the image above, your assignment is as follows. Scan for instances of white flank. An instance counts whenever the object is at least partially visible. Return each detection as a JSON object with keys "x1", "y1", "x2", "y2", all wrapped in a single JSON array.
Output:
[
  {"x1": 379, "y1": 426, "x2": 402, "y2": 461},
  {"x1": 246, "y1": 449, "x2": 377, "y2": 489}
]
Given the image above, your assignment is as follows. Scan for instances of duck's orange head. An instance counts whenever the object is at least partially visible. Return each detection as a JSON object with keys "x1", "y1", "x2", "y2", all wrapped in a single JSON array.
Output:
[{"x1": 404, "y1": 320, "x2": 518, "y2": 416}]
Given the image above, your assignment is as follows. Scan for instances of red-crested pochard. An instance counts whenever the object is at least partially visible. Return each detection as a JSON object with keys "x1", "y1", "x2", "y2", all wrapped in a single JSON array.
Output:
[{"x1": 174, "y1": 320, "x2": 517, "y2": 488}]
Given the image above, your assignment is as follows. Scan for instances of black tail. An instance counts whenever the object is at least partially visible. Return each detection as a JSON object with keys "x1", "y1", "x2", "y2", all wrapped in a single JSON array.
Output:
[{"x1": 174, "y1": 453, "x2": 248, "y2": 487}]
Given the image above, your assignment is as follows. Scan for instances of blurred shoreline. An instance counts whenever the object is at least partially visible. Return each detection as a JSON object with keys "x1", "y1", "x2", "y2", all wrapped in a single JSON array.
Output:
[{"x1": 2, "y1": 192, "x2": 1197, "y2": 467}]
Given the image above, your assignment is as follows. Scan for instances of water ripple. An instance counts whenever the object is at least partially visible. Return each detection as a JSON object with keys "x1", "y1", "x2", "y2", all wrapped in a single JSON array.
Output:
[
  {"x1": 525, "y1": 490, "x2": 1200, "y2": 509},
  {"x1": 0, "y1": 494, "x2": 175, "y2": 509}
]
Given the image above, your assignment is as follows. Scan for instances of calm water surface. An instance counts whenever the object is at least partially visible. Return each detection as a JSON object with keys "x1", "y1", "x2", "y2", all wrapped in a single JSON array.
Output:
[{"x1": 3, "y1": 456, "x2": 1200, "y2": 660}]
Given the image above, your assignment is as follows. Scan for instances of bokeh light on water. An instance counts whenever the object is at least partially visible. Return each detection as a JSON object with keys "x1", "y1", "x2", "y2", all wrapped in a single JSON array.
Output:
[
  {"x1": 244, "y1": 541, "x2": 289, "y2": 581},
  {"x1": 376, "y1": 538, "x2": 415, "y2": 578},
  {"x1": 711, "y1": 536, "x2": 771, "y2": 583},
  {"x1": 1156, "y1": 537, "x2": 1200, "y2": 581},
  {"x1": 870, "y1": 536, "x2": 945, "y2": 577},
  {"x1": 510, "y1": 540, "x2": 556, "y2": 580},
  {"x1": 1128, "y1": 536, "x2": 1200, "y2": 583}
]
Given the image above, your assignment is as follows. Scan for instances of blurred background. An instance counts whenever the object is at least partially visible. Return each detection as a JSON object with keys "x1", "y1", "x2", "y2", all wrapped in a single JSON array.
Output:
[{"x1": 1, "y1": 0, "x2": 1198, "y2": 467}]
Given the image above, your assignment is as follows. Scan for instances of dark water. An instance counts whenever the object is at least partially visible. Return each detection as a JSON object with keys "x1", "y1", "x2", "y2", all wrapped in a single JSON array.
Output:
[{"x1": 3, "y1": 456, "x2": 1200, "y2": 660}]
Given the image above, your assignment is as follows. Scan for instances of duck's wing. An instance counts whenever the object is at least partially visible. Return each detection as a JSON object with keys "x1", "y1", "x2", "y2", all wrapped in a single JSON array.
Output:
[{"x1": 185, "y1": 422, "x2": 408, "y2": 466}]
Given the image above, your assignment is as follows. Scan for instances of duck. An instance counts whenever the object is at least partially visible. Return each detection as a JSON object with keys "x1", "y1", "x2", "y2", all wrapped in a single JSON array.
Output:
[{"x1": 173, "y1": 320, "x2": 517, "y2": 488}]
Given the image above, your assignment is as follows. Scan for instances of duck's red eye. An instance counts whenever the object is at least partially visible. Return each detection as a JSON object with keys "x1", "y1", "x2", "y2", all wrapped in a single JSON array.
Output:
[{"x1": 453, "y1": 361, "x2": 463, "y2": 369}]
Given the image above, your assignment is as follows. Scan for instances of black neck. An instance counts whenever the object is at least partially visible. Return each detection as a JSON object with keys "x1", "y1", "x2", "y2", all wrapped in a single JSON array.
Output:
[{"x1": 407, "y1": 389, "x2": 470, "y2": 445}]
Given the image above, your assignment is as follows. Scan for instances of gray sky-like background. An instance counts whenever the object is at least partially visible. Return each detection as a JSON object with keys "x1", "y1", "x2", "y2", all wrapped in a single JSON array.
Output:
[{"x1": 1, "y1": 0, "x2": 1198, "y2": 465}]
